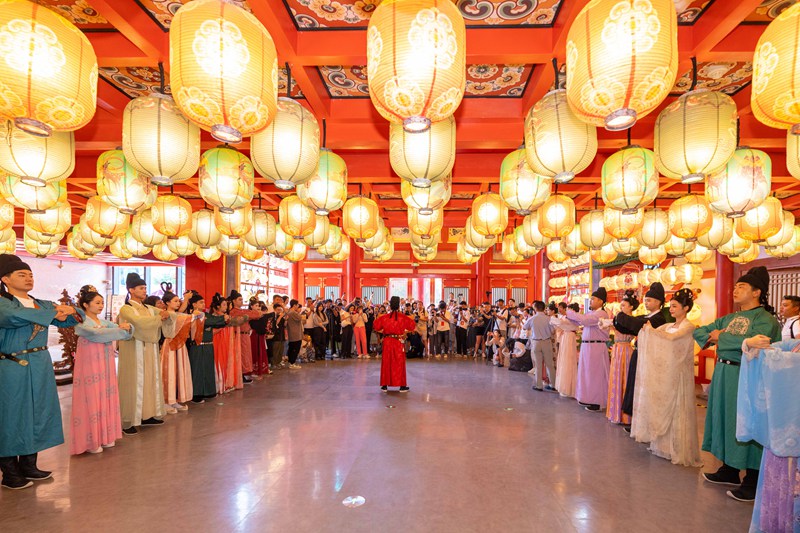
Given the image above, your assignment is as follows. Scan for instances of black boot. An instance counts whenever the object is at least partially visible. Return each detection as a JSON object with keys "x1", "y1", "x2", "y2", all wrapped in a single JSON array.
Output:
[
  {"x1": 702, "y1": 463, "x2": 740, "y2": 486},
  {"x1": 727, "y1": 469, "x2": 759, "y2": 502},
  {"x1": 18, "y1": 453, "x2": 52, "y2": 481},
  {"x1": 0, "y1": 456, "x2": 34, "y2": 489}
]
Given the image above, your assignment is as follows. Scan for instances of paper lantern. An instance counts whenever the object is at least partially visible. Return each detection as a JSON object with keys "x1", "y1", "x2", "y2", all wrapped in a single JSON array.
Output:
[
  {"x1": 498, "y1": 234, "x2": 523, "y2": 263},
  {"x1": 788, "y1": 131, "x2": 800, "y2": 180},
  {"x1": 409, "y1": 207, "x2": 444, "y2": 239},
  {"x1": 196, "y1": 246, "x2": 222, "y2": 263},
  {"x1": 120, "y1": 230, "x2": 152, "y2": 257},
  {"x1": 85, "y1": 196, "x2": 130, "y2": 239},
  {"x1": 214, "y1": 205, "x2": 253, "y2": 239},
  {"x1": 735, "y1": 196, "x2": 783, "y2": 243},
  {"x1": 0, "y1": 175, "x2": 64, "y2": 213},
  {"x1": 23, "y1": 226, "x2": 62, "y2": 245},
  {"x1": 410, "y1": 230, "x2": 440, "y2": 250},
  {"x1": 669, "y1": 194, "x2": 712, "y2": 242},
  {"x1": 639, "y1": 245, "x2": 666, "y2": 266},
  {"x1": 728, "y1": 243, "x2": 760, "y2": 264},
  {"x1": 459, "y1": 239, "x2": 482, "y2": 264},
  {"x1": 199, "y1": 146, "x2": 254, "y2": 213},
  {"x1": 612, "y1": 237, "x2": 640, "y2": 256},
  {"x1": 566, "y1": 0, "x2": 678, "y2": 130},
  {"x1": 603, "y1": 207, "x2": 643, "y2": 242},
  {"x1": 638, "y1": 207, "x2": 670, "y2": 248},
  {"x1": 78, "y1": 218, "x2": 114, "y2": 248},
  {"x1": 663, "y1": 234, "x2": 695, "y2": 257},
  {"x1": 240, "y1": 241, "x2": 264, "y2": 261},
  {"x1": 152, "y1": 241, "x2": 178, "y2": 261},
  {"x1": 0, "y1": 197, "x2": 12, "y2": 232},
  {"x1": 499, "y1": 149, "x2": 551, "y2": 215},
  {"x1": 521, "y1": 214, "x2": 551, "y2": 249},
  {"x1": 602, "y1": 146, "x2": 659, "y2": 214},
  {"x1": 471, "y1": 192, "x2": 508, "y2": 236},
  {"x1": 280, "y1": 194, "x2": 317, "y2": 238},
  {"x1": 329, "y1": 236, "x2": 351, "y2": 262},
  {"x1": 24, "y1": 236, "x2": 58, "y2": 258},
  {"x1": 579, "y1": 209, "x2": 611, "y2": 250},
  {"x1": 513, "y1": 227, "x2": 538, "y2": 259},
  {"x1": 561, "y1": 226, "x2": 588, "y2": 258},
  {"x1": 706, "y1": 147, "x2": 772, "y2": 219},
  {"x1": 24, "y1": 202, "x2": 70, "y2": 237},
  {"x1": 0, "y1": 1, "x2": 97, "y2": 136},
  {"x1": 524, "y1": 89, "x2": 597, "y2": 183},
  {"x1": 751, "y1": 2, "x2": 800, "y2": 132},
  {"x1": 764, "y1": 210, "x2": 796, "y2": 249},
  {"x1": 166, "y1": 235, "x2": 197, "y2": 257},
  {"x1": 66, "y1": 230, "x2": 91, "y2": 259},
  {"x1": 0, "y1": 123, "x2": 74, "y2": 186},
  {"x1": 130, "y1": 209, "x2": 167, "y2": 247},
  {"x1": 765, "y1": 226, "x2": 800, "y2": 259},
  {"x1": 341, "y1": 196, "x2": 380, "y2": 242},
  {"x1": 151, "y1": 195, "x2": 192, "y2": 239},
  {"x1": 122, "y1": 94, "x2": 201, "y2": 186},
  {"x1": 218, "y1": 234, "x2": 244, "y2": 256},
  {"x1": 401, "y1": 175, "x2": 451, "y2": 215},
  {"x1": 318, "y1": 225, "x2": 343, "y2": 258},
  {"x1": 538, "y1": 194, "x2": 575, "y2": 241},
  {"x1": 412, "y1": 245, "x2": 435, "y2": 263},
  {"x1": 170, "y1": 0, "x2": 278, "y2": 143},
  {"x1": 244, "y1": 209, "x2": 277, "y2": 250},
  {"x1": 718, "y1": 229, "x2": 752, "y2": 258},
  {"x1": 358, "y1": 222, "x2": 388, "y2": 252},
  {"x1": 251, "y1": 97, "x2": 320, "y2": 190},
  {"x1": 696, "y1": 211, "x2": 734, "y2": 250},
  {"x1": 546, "y1": 241, "x2": 568, "y2": 263},
  {"x1": 267, "y1": 226, "x2": 293, "y2": 257},
  {"x1": 301, "y1": 214, "x2": 331, "y2": 249},
  {"x1": 188, "y1": 208, "x2": 222, "y2": 249},
  {"x1": 373, "y1": 237, "x2": 395, "y2": 263},
  {"x1": 461, "y1": 237, "x2": 485, "y2": 257},
  {"x1": 69, "y1": 228, "x2": 102, "y2": 256},
  {"x1": 96, "y1": 149, "x2": 153, "y2": 215},
  {"x1": 591, "y1": 242, "x2": 617, "y2": 264},
  {"x1": 685, "y1": 244, "x2": 713, "y2": 264},
  {"x1": 464, "y1": 215, "x2": 496, "y2": 250},
  {"x1": 296, "y1": 148, "x2": 346, "y2": 214},
  {"x1": 367, "y1": 0, "x2": 466, "y2": 132},
  {"x1": 654, "y1": 91, "x2": 738, "y2": 183},
  {"x1": 109, "y1": 238, "x2": 132, "y2": 260},
  {"x1": 389, "y1": 115, "x2": 455, "y2": 187},
  {"x1": 284, "y1": 240, "x2": 307, "y2": 262}
]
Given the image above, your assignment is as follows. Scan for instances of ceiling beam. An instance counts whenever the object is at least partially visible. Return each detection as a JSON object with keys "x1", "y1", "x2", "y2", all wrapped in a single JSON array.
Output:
[{"x1": 90, "y1": 0, "x2": 167, "y2": 62}]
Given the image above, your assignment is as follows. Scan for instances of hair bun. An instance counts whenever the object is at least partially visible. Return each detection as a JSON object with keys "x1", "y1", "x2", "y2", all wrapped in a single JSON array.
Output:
[
  {"x1": 161, "y1": 281, "x2": 173, "y2": 293},
  {"x1": 675, "y1": 288, "x2": 695, "y2": 301}
]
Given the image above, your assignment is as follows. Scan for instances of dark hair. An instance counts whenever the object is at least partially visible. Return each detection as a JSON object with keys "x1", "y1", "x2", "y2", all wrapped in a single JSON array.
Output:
[
  {"x1": 621, "y1": 290, "x2": 640, "y2": 311},
  {"x1": 558, "y1": 302, "x2": 567, "y2": 310},
  {"x1": 78, "y1": 285, "x2": 102, "y2": 310},
  {"x1": 438, "y1": 302, "x2": 447, "y2": 310},
  {"x1": 210, "y1": 293, "x2": 226, "y2": 312},
  {"x1": 783, "y1": 295, "x2": 800, "y2": 305},
  {"x1": 568, "y1": 303, "x2": 580, "y2": 313},
  {"x1": 289, "y1": 299, "x2": 299, "y2": 308},
  {"x1": 672, "y1": 288, "x2": 695, "y2": 311},
  {"x1": 143, "y1": 295, "x2": 160, "y2": 307},
  {"x1": 547, "y1": 302, "x2": 558, "y2": 313},
  {"x1": 161, "y1": 282, "x2": 178, "y2": 306},
  {"x1": 533, "y1": 301, "x2": 546, "y2": 312},
  {"x1": 760, "y1": 293, "x2": 776, "y2": 315},
  {"x1": 187, "y1": 290, "x2": 204, "y2": 311}
]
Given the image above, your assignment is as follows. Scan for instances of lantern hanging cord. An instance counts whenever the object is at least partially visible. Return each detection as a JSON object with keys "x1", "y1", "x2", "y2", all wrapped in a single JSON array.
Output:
[
  {"x1": 594, "y1": 193, "x2": 598, "y2": 210},
  {"x1": 551, "y1": 58, "x2": 559, "y2": 90},
  {"x1": 257, "y1": 193, "x2": 263, "y2": 210},
  {"x1": 735, "y1": 118, "x2": 741, "y2": 148},
  {"x1": 322, "y1": 119, "x2": 327, "y2": 148},
  {"x1": 626, "y1": 128, "x2": 631, "y2": 147},
  {"x1": 285, "y1": 62, "x2": 292, "y2": 99},
  {"x1": 158, "y1": 62, "x2": 165, "y2": 94},
  {"x1": 689, "y1": 57, "x2": 698, "y2": 92}
]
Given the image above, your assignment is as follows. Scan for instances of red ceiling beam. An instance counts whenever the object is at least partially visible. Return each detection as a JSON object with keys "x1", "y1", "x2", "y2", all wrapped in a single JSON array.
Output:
[
  {"x1": 688, "y1": 0, "x2": 764, "y2": 58},
  {"x1": 90, "y1": 0, "x2": 167, "y2": 62}
]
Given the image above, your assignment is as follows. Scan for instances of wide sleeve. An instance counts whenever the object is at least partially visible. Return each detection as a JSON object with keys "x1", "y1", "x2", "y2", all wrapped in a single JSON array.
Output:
[
  {"x1": 717, "y1": 310, "x2": 780, "y2": 352},
  {"x1": 403, "y1": 314, "x2": 416, "y2": 332},
  {"x1": 693, "y1": 316, "x2": 727, "y2": 347},
  {"x1": 169, "y1": 315, "x2": 192, "y2": 350},
  {"x1": 0, "y1": 297, "x2": 58, "y2": 327},
  {"x1": 566, "y1": 309, "x2": 600, "y2": 327},
  {"x1": 161, "y1": 311, "x2": 180, "y2": 338},
  {"x1": 650, "y1": 320, "x2": 695, "y2": 341},
  {"x1": 373, "y1": 314, "x2": 386, "y2": 332},
  {"x1": 613, "y1": 312, "x2": 646, "y2": 336},
  {"x1": 74, "y1": 320, "x2": 133, "y2": 343},
  {"x1": 204, "y1": 314, "x2": 227, "y2": 329},
  {"x1": 118, "y1": 304, "x2": 162, "y2": 333}
]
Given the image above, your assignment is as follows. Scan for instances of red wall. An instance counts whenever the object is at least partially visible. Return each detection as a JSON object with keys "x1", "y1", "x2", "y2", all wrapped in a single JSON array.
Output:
[{"x1": 185, "y1": 254, "x2": 226, "y2": 300}]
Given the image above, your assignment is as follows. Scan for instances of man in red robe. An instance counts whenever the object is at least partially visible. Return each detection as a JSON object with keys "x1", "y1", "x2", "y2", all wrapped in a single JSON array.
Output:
[{"x1": 374, "y1": 296, "x2": 416, "y2": 392}]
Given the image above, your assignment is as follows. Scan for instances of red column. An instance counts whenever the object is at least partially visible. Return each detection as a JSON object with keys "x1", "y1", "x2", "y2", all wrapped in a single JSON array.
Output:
[
  {"x1": 291, "y1": 261, "x2": 300, "y2": 300},
  {"x1": 476, "y1": 252, "x2": 490, "y2": 305},
  {"x1": 716, "y1": 252, "x2": 735, "y2": 317},
  {"x1": 185, "y1": 254, "x2": 225, "y2": 300},
  {"x1": 345, "y1": 245, "x2": 361, "y2": 301},
  {"x1": 530, "y1": 253, "x2": 542, "y2": 302}
]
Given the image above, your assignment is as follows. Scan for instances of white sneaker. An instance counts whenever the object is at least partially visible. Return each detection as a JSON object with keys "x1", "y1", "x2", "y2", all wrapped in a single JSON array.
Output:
[
  {"x1": 101, "y1": 442, "x2": 115, "y2": 448},
  {"x1": 88, "y1": 447, "x2": 103, "y2": 454},
  {"x1": 289, "y1": 363, "x2": 302, "y2": 369},
  {"x1": 527, "y1": 369, "x2": 536, "y2": 374},
  {"x1": 175, "y1": 404, "x2": 188, "y2": 412},
  {"x1": 165, "y1": 405, "x2": 178, "y2": 415}
]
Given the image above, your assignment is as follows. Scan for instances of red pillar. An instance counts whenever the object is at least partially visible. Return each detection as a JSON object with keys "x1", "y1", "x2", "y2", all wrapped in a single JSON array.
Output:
[
  {"x1": 716, "y1": 252, "x2": 735, "y2": 317},
  {"x1": 530, "y1": 253, "x2": 542, "y2": 302},
  {"x1": 345, "y1": 245, "x2": 361, "y2": 301},
  {"x1": 185, "y1": 254, "x2": 225, "y2": 301},
  {"x1": 291, "y1": 261, "x2": 300, "y2": 300},
  {"x1": 476, "y1": 252, "x2": 490, "y2": 305}
]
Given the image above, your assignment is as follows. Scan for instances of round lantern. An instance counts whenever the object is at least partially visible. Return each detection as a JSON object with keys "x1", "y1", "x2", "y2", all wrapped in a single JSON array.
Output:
[
  {"x1": 189, "y1": 208, "x2": 222, "y2": 249},
  {"x1": 751, "y1": 2, "x2": 800, "y2": 132},
  {"x1": 151, "y1": 194, "x2": 192, "y2": 239},
  {"x1": 280, "y1": 194, "x2": 317, "y2": 239},
  {"x1": 267, "y1": 226, "x2": 293, "y2": 257},
  {"x1": 765, "y1": 227, "x2": 800, "y2": 259},
  {"x1": 706, "y1": 147, "x2": 771, "y2": 218},
  {"x1": 579, "y1": 209, "x2": 611, "y2": 250},
  {"x1": 729, "y1": 243, "x2": 760, "y2": 264},
  {"x1": 24, "y1": 236, "x2": 58, "y2": 258},
  {"x1": 214, "y1": 205, "x2": 253, "y2": 239},
  {"x1": 66, "y1": 231, "x2": 91, "y2": 260},
  {"x1": 296, "y1": 148, "x2": 346, "y2": 214},
  {"x1": 663, "y1": 234, "x2": 696, "y2": 257},
  {"x1": 669, "y1": 194, "x2": 712, "y2": 242},
  {"x1": 284, "y1": 241, "x2": 307, "y2": 262},
  {"x1": 318, "y1": 225, "x2": 343, "y2": 258},
  {"x1": 198, "y1": 146, "x2": 254, "y2": 213},
  {"x1": 513, "y1": 227, "x2": 538, "y2": 259},
  {"x1": 499, "y1": 148, "x2": 551, "y2": 215},
  {"x1": 409, "y1": 207, "x2": 444, "y2": 239},
  {"x1": 251, "y1": 97, "x2": 320, "y2": 190},
  {"x1": 78, "y1": 218, "x2": 114, "y2": 248},
  {"x1": 85, "y1": 196, "x2": 129, "y2": 239},
  {"x1": 591, "y1": 242, "x2": 617, "y2": 264},
  {"x1": 524, "y1": 89, "x2": 597, "y2": 183},
  {"x1": 241, "y1": 241, "x2": 264, "y2": 261},
  {"x1": 69, "y1": 228, "x2": 102, "y2": 256},
  {"x1": 0, "y1": 1, "x2": 97, "y2": 136},
  {"x1": 367, "y1": 0, "x2": 466, "y2": 132},
  {"x1": 735, "y1": 196, "x2": 783, "y2": 243},
  {"x1": 244, "y1": 209, "x2": 277, "y2": 250},
  {"x1": 685, "y1": 244, "x2": 713, "y2": 264},
  {"x1": 764, "y1": 210, "x2": 796, "y2": 249},
  {"x1": 0, "y1": 197, "x2": 12, "y2": 233},
  {"x1": 170, "y1": 0, "x2": 278, "y2": 143},
  {"x1": 122, "y1": 94, "x2": 201, "y2": 186},
  {"x1": 301, "y1": 214, "x2": 331, "y2": 249},
  {"x1": 410, "y1": 230, "x2": 440, "y2": 250},
  {"x1": 373, "y1": 238, "x2": 395, "y2": 263},
  {"x1": 342, "y1": 195, "x2": 380, "y2": 243},
  {"x1": 196, "y1": 246, "x2": 222, "y2": 263},
  {"x1": 696, "y1": 211, "x2": 734, "y2": 250},
  {"x1": 0, "y1": 175, "x2": 64, "y2": 213},
  {"x1": 561, "y1": 226, "x2": 588, "y2": 258},
  {"x1": 24, "y1": 226, "x2": 62, "y2": 245},
  {"x1": 566, "y1": 0, "x2": 678, "y2": 130},
  {"x1": 639, "y1": 245, "x2": 666, "y2": 266},
  {"x1": 471, "y1": 192, "x2": 508, "y2": 236},
  {"x1": 501, "y1": 234, "x2": 525, "y2": 263},
  {"x1": 638, "y1": 207, "x2": 670, "y2": 248},
  {"x1": 464, "y1": 215, "x2": 496, "y2": 250},
  {"x1": 521, "y1": 214, "x2": 551, "y2": 249},
  {"x1": 0, "y1": 123, "x2": 74, "y2": 186},
  {"x1": 788, "y1": 131, "x2": 800, "y2": 180},
  {"x1": 546, "y1": 241, "x2": 568, "y2": 263},
  {"x1": 218, "y1": 234, "x2": 244, "y2": 256},
  {"x1": 612, "y1": 237, "x2": 640, "y2": 256},
  {"x1": 462, "y1": 237, "x2": 485, "y2": 257},
  {"x1": 120, "y1": 230, "x2": 152, "y2": 257},
  {"x1": 412, "y1": 246, "x2": 435, "y2": 263},
  {"x1": 718, "y1": 229, "x2": 752, "y2": 258},
  {"x1": 604, "y1": 207, "x2": 643, "y2": 242},
  {"x1": 24, "y1": 202, "x2": 70, "y2": 237},
  {"x1": 109, "y1": 238, "x2": 133, "y2": 260},
  {"x1": 329, "y1": 237, "x2": 351, "y2": 262},
  {"x1": 602, "y1": 146, "x2": 659, "y2": 214},
  {"x1": 401, "y1": 175, "x2": 451, "y2": 215},
  {"x1": 152, "y1": 241, "x2": 178, "y2": 262},
  {"x1": 96, "y1": 150, "x2": 153, "y2": 215},
  {"x1": 130, "y1": 208, "x2": 167, "y2": 247},
  {"x1": 538, "y1": 194, "x2": 575, "y2": 241},
  {"x1": 358, "y1": 223, "x2": 388, "y2": 252},
  {"x1": 166, "y1": 235, "x2": 197, "y2": 257},
  {"x1": 459, "y1": 240, "x2": 481, "y2": 264},
  {"x1": 389, "y1": 116, "x2": 455, "y2": 187},
  {"x1": 654, "y1": 90, "x2": 738, "y2": 183},
  {"x1": 0, "y1": 236, "x2": 13, "y2": 254}
]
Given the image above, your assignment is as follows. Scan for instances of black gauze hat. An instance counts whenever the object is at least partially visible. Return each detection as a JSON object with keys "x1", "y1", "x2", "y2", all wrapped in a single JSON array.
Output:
[
  {"x1": 390, "y1": 296, "x2": 401, "y2": 311},
  {"x1": 229, "y1": 289, "x2": 242, "y2": 300},
  {"x1": 738, "y1": 266, "x2": 769, "y2": 296},
  {"x1": 0, "y1": 254, "x2": 30, "y2": 279},
  {"x1": 645, "y1": 282, "x2": 665, "y2": 303},
  {"x1": 591, "y1": 287, "x2": 607, "y2": 302},
  {"x1": 126, "y1": 272, "x2": 146, "y2": 290}
]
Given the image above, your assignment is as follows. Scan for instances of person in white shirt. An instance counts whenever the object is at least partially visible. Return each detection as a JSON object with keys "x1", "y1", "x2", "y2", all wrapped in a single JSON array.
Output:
[
  {"x1": 494, "y1": 299, "x2": 508, "y2": 338},
  {"x1": 434, "y1": 302, "x2": 451, "y2": 359},
  {"x1": 780, "y1": 295, "x2": 800, "y2": 341},
  {"x1": 455, "y1": 301, "x2": 469, "y2": 357}
]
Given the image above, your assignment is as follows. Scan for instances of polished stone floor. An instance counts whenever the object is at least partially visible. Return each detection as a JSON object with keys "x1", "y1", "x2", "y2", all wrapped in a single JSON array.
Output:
[{"x1": 1, "y1": 359, "x2": 752, "y2": 533}]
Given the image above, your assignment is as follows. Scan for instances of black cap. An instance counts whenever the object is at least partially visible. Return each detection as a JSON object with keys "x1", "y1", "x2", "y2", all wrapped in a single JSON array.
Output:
[
  {"x1": 126, "y1": 272, "x2": 146, "y2": 290},
  {"x1": 591, "y1": 287, "x2": 607, "y2": 302},
  {"x1": 645, "y1": 282, "x2": 665, "y2": 304},
  {"x1": 229, "y1": 290, "x2": 242, "y2": 300},
  {"x1": 738, "y1": 266, "x2": 769, "y2": 296},
  {"x1": 0, "y1": 254, "x2": 30, "y2": 279},
  {"x1": 390, "y1": 296, "x2": 400, "y2": 311}
]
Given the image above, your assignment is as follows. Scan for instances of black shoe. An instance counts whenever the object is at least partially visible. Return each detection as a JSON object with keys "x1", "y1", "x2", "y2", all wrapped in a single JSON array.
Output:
[
  {"x1": 578, "y1": 401, "x2": 591, "y2": 406},
  {"x1": 544, "y1": 386, "x2": 557, "y2": 393},
  {"x1": 726, "y1": 486, "x2": 756, "y2": 502},
  {"x1": 123, "y1": 426, "x2": 138, "y2": 435},
  {"x1": 623, "y1": 425, "x2": 632, "y2": 434},
  {"x1": 399, "y1": 387, "x2": 410, "y2": 393},
  {"x1": 0, "y1": 457, "x2": 34, "y2": 489},
  {"x1": 191, "y1": 398, "x2": 205, "y2": 404},
  {"x1": 141, "y1": 418, "x2": 164, "y2": 426},
  {"x1": 532, "y1": 386, "x2": 543, "y2": 391},
  {"x1": 584, "y1": 405, "x2": 601, "y2": 412},
  {"x1": 380, "y1": 386, "x2": 388, "y2": 393},
  {"x1": 1, "y1": 476, "x2": 33, "y2": 490},
  {"x1": 703, "y1": 466, "x2": 741, "y2": 486},
  {"x1": 243, "y1": 376, "x2": 253, "y2": 384},
  {"x1": 18, "y1": 454, "x2": 52, "y2": 481}
]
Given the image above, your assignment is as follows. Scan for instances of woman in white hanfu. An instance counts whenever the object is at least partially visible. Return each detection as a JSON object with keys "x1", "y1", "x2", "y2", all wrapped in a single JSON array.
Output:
[{"x1": 631, "y1": 288, "x2": 702, "y2": 467}]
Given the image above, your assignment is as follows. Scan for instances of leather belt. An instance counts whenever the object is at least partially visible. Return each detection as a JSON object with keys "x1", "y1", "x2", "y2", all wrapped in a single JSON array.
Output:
[
  {"x1": 532, "y1": 338, "x2": 550, "y2": 341},
  {"x1": 717, "y1": 358, "x2": 740, "y2": 367},
  {"x1": 582, "y1": 340, "x2": 607, "y2": 344},
  {"x1": 198, "y1": 341, "x2": 213, "y2": 346},
  {"x1": 384, "y1": 334, "x2": 406, "y2": 339},
  {"x1": 0, "y1": 345, "x2": 47, "y2": 366}
]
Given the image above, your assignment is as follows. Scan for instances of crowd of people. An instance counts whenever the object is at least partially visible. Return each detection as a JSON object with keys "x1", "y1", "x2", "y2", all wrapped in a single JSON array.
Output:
[{"x1": 0, "y1": 253, "x2": 797, "y2": 532}]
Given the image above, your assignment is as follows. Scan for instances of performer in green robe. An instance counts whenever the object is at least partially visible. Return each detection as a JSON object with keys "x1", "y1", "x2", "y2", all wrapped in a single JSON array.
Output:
[
  {"x1": 694, "y1": 266, "x2": 781, "y2": 502},
  {"x1": 0, "y1": 254, "x2": 83, "y2": 490},
  {"x1": 186, "y1": 291, "x2": 228, "y2": 403}
]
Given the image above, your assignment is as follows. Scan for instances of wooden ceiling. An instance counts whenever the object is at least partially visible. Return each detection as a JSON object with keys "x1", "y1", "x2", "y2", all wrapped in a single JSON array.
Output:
[{"x1": 30, "y1": 0, "x2": 800, "y2": 233}]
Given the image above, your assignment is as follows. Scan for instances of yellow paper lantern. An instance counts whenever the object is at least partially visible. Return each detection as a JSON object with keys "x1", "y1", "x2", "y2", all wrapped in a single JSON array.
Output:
[
  {"x1": 251, "y1": 97, "x2": 320, "y2": 190},
  {"x1": 751, "y1": 2, "x2": 800, "y2": 132},
  {"x1": 410, "y1": 230, "x2": 440, "y2": 251},
  {"x1": 373, "y1": 237, "x2": 395, "y2": 263},
  {"x1": 718, "y1": 228, "x2": 752, "y2": 258},
  {"x1": 367, "y1": 0, "x2": 466, "y2": 132},
  {"x1": 471, "y1": 192, "x2": 508, "y2": 236},
  {"x1": 120, "y1": 230, "x2": 152, "y2": 257},
  {"x1": 669, "y1": 194, "x2": 712, "y2": 242},
  {"x1": 122, "y1": 94, "x2": 201, "y2": 186},
  {"x1": 218, "y1": 234, "x2": 244, "y2": 256},
  {"x1": 412, "y1": 245, "x2": 434, "y2": 263},
  {"x1": 513, "y1": 226, "x2": 538, "y2": 259},
  {"x1": 0, "y1": 197, "x2": 13, "y2": 232},
  {"x1": 199, "y1": 146, "x2": 254, "y2": 213},
  {"x1": 566, "y1": 0, "x2": 678, "y2": 130},
  {"x1": 0, "y1": 123, "x2": 73, "y2": 186},
  {"x1": 284, "y1": 240, "x2": 307, "y2": 262},
  {"x1": 560, "y1": 226, "x2": 588, "y2": 258},
  {"x1": 728, "y1": 243, "x2": 761, "y2": 264},
  {"x1": 69, "y1": 228, "x2": 102, "y2": 256},
  {"x1": 389, "y1": 115, "x2": 455, "y2": 187},
  {"x1": 765, "y1": 226, "x2": 800, "y2": 259},
  {"x1": 65, "y1": 230, "x2": 90, "y2": 260},
  {"x1": 735, "y1": 196, "x2": 783, "y2": 243},
  {"x1": 499, "y1": 234, "x2": 523, "y2": 263},
  {"x1": 538, "y1": 194, "x2": 575, "y2": 241},
  {"x1": 130, "y1": 208, "x2": 167, "y2": 247},
  {"x1": 318, "y1": 225, "x2": 344, "y2": 258},
  {"x1": 459, "y1": 239, "x2": 482, "y2": 264},
  {"x1": 696, "y1": 211, "x2": 733, "y2": 250},
  {"x1": 464, "y1": 215, "x2": 496, "y2": 251},
  {"x1": 166, "y1": 235, "x2": 197, "y2": 257},
  {"x1": 764, "y1": 210, "x2": 796, "y2": 249},
  {"x1": 152, "y1": 241, "x2": 178, "y2": 262},
  {"x1": 24, "y1": 202, "x2": 70, "y2": 237},
  {"x1": 244, "y1": 209, "x2": 277, "y2": 250},
  {"x1": 0, "y1": 1, "x2": 97, "y2": 136},
  {"x1": 461, "y1": 237, "x2": 485, "y2": 257},
  {"x1": 96, "y1": 149, "x2": 153, "y2": 215},
  {"x1": 590, "y1": 242, "x2": 618, "y2": 264},
  {"x1": 109, "y1": 237, "x2": 133, "y2": 260},
  {"x1": 685, "y1": 244, "x2": 713, "y2": 264},
  {"x1": 546, "y1": 241, "x2": 568, "y2": 263},
  {"x1": 196, "y1": 246, "x2": 222, "y2": 263},
  {"x1": 408, "y1": 207, "x2": 443, "y2": 239},
  {"x1": 612, "y1": 237, "x2": 640, "y2": 256},
  {"x1": 170, "y1": 0, "x2": 278, "y2": 143},
  {"x1": 401, "y1": 175, "x2": 451, "y2": 215},
  {"x1": 0, "y1": 175, "x2": 64, "y2": 213},
  {"x1": 329, "y1": 236, "x2": 351, "y2": 262},
  {"x1": 604, "y1": 206, "x2": 643, "y2": 241},
  {"x1": 663, "y1": 234, "x2": 696, "y2": 258},
  {"x1": 24, "y1": 235, "x2": 58, "y2": 258},
  {"x1": 24, "y1": 226, "x2": 62, "y2": 245},
  {"x1": 78, "y1": 218, "x2": 114, "y2": 248},
  {"x1": 524, "y1": 89, "x2": 597, "y2": 183},
  {"x1": 214, "y1": 205, "x2": 253, "y2": 239},
  {"x1": 280, "y1": 194, "x2": 317, "y2": 239},
  {"x1": 189, "y1": 208, "x2": 222, "y2": 249},
  {"x1": 788, "y1": 131, "x2": 800, "y2": 180},
  {"x1": 358, "y1": 222, "x2": 388, "y2": 252},
  {"x1": 521, "y1": 213, "x2": 551, "y2": 249},
  {"x1": 85, "y1": 196, "x2": 129, "y2": 239},
  {"x1": 639, "y1": 245, "x2": 666, "y2": 266},
  {"x1": 654, "y1": 90, "x2": 738, "y2": 184},
  {"x1": 241, "y1": 241, "x2": 264, "y2": 261},
  {"x1": 706, "y1": 148, "x2": 771, "y2": 219},
  {"x1": 499, "y1": 148, "x2": 551, "y2": 216},
  {"x1": 296, "y1": 148, "x2": 346, "y2": 214},
  {"x1": 151, "y1": 194, "x2": 192, "y2": 239},
  {"x1": 267, "y1": 226, "x2": 293, "y2": 257},
  {"x1": 343, "y1": 195, "x2": 381, "y2": 242},
  {"x1": 301, "y1": 214, "x2": 331, "y2": 249},
  {"x1": 638, "y1": 207, "x2": 670, "y2": 248},
  {"x1": 602, "y1": 146, "x2": 659, "y2": 214},
  {"x1": 579, "y1": 209, "x2": 611, "y2": 250}
]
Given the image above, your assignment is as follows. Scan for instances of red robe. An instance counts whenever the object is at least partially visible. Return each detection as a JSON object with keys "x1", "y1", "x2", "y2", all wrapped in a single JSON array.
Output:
[{"x1": 374, "y1": 311, "x2": 416, "y2": 387}]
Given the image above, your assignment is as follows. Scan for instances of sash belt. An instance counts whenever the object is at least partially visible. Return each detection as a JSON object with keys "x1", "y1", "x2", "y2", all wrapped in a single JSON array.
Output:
[
  {"x1": 0, "y1": 346, "x2": 47, "y2": 366},
  {"x1": 582, "y1": 340, "x2": 607, "y2": 344},
  {"x1": 384, "y1": 334, "x2": 406, "y2": 339}
]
